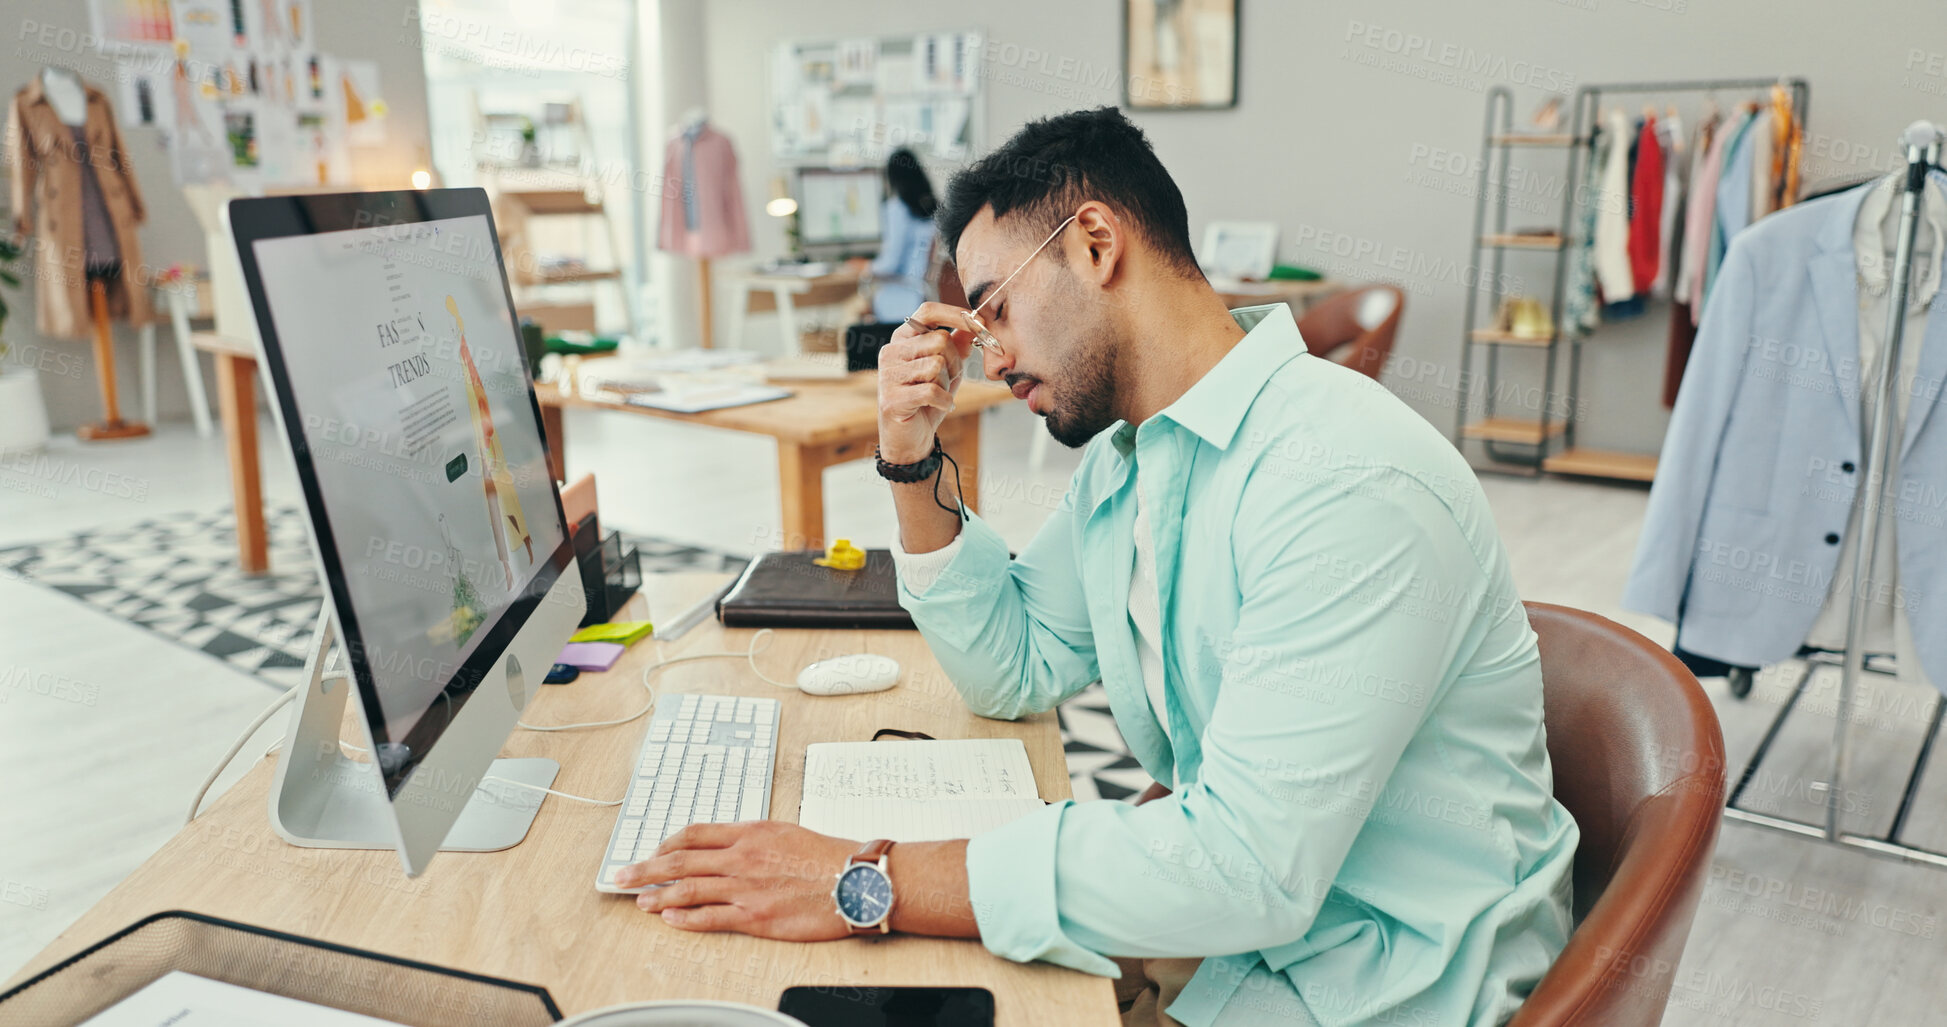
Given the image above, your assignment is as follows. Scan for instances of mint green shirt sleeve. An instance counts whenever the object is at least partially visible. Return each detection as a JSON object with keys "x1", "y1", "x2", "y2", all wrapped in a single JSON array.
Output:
[
  {"x1": 964, "y1": 473, "x2": 1492, "y2": 976},
  {"x1": 894, "y1": 490, "x2": 1100, "y2": 721}
]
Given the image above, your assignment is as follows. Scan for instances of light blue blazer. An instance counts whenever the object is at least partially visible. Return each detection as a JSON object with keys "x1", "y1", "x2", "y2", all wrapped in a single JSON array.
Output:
[{"x1": 1623, "y1": 182, "x2": 1947, "y2": 686}]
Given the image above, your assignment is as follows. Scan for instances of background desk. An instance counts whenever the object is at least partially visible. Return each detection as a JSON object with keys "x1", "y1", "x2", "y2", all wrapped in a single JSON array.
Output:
[
  {"x1": 191, "y1": 331, "x2": 268, "y2": 575},
  {"x1": 728, "y1": 270, "x2": 864, "y2": 355},
  {"x1": 7, "y1": 573, "x2": 1118, "y2": 1024},
  {"x1": 539, "y1": 374, "x2": 1013, "y2": 549},
  {"x1": 1212, "y1": 277, "x2": 1343, "y2": 317}
]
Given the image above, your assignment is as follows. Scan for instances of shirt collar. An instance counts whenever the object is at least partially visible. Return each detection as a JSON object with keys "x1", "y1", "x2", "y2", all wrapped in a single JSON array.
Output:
[
  {"x1": 1118, "y1": 303, "x2": 1305, "y2": 452},
  {"x1": 1853, "y1": 171, "x2": 1947, "y2": 308}
]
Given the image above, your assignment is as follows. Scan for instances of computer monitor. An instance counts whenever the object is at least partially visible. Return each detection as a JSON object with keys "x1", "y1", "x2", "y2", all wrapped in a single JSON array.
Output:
[
  {"x1": 797, "y1": 166, "x2": 885, "y2": 248},
  {"x1": 227, "y1": 188, "x2": 586, "y2": 876}
]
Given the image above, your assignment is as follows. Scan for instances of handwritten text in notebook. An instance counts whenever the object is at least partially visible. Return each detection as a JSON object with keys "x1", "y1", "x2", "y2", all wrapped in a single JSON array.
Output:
[{"x1": 798, "y1": 739, "x2": 1046, "y2": 842}]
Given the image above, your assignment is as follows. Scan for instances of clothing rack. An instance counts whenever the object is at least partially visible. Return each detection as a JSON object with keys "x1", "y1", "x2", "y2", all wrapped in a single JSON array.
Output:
[
  {"x1": 1722, "y1": 121, "x2": 1947, "y2": 867},
  {"x1": 1454, "y1": 77, "x2": 1810, "y2": 480}
]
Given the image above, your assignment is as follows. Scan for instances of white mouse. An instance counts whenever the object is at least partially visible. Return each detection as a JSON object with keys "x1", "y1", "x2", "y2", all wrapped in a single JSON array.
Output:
[{"x1": 797, "y1": 654, "x2": 901, "y2": 695}]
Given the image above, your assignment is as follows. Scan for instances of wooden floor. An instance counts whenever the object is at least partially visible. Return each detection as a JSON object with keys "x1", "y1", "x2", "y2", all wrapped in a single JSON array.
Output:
[{"x1": 4, "y1": 408, "x2": 1945, "y2": 1025}]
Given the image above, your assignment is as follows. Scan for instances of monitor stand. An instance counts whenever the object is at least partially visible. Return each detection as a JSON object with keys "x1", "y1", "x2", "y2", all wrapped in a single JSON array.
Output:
[{"x1": 267, "y1": 609, "x2": 558, "y2": 854}]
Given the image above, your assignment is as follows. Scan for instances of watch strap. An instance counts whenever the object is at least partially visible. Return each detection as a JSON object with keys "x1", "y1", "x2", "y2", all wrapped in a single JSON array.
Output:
[{"x1": 850, "y1": 838, "x2": 895, "y2": 867}]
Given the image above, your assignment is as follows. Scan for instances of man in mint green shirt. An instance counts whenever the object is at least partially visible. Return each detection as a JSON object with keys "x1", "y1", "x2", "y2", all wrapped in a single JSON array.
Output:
[{"x1": 621, "y1": 107, "x2": 1576, "y2": 1027}]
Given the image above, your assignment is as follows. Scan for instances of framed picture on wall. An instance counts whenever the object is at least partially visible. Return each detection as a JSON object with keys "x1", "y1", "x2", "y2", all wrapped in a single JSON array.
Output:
[
  {"x1": 1123, "y1": 0, "x2": 1239, "y2": 110},
  {"x1": 1199, "y1": 221, "x2": 1277, "y2": 281}
]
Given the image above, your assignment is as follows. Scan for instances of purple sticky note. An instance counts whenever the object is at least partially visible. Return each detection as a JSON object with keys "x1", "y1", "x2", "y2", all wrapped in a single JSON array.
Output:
[{"x1": 558, "y1": 641, "x2": 625, "y2": 672}]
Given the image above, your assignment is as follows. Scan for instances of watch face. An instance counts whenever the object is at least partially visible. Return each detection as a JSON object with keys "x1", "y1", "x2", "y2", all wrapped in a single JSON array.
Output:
[{"x1": 836, "y1": 863, "x2": 893, "y2": 925}]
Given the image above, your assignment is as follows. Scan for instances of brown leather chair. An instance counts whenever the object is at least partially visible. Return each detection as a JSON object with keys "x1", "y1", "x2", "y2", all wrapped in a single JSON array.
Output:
[
  {"x1": 1295, "y1": 284, "x2": 1404, "y2": 381},
  {"x1": 1135, "y1": 602, "x2": 1725, "y2": 1025},
  {"x1": 1508, "y1": 602, "x2": 1726, "y2": 1027}
]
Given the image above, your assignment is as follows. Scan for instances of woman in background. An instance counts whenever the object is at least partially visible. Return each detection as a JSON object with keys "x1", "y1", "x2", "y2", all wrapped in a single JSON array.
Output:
[{"x1": 851, "y1": 147, "x2": 939, "y2": 323}]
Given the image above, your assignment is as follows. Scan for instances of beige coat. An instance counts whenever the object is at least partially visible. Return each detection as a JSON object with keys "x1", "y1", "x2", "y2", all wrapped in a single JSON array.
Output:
[{"x1": 5, "y1": 76, "x2": 153, "y2": 340}]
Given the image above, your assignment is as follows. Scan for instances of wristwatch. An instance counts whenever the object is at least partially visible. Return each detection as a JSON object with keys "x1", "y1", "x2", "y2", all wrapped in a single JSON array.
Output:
[{"x1": 833, "y1": 839, "x2": 896, "y2": 935}]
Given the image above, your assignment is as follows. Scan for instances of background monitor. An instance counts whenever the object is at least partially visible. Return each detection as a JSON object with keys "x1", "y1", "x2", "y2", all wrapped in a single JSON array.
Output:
[
  {"x1": 229, "y1": 188, "x2": 585, "y2": 874},
  {"x1": 797, "y1": 166, "x2": 885, "y2": 247}
]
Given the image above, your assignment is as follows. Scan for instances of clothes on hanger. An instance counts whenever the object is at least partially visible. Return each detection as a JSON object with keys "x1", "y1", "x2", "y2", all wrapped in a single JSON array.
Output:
[
  {"x1": 1629, "y1": 114, "x2": 1666, "y2": 294},
  {"x1": 1623, "y1": 176, "x2": 1947, "y2": 692},
  {"x1": 1652, "y1": 110, "x2": 1685, "y2": 297},
  {"x1": 1663, "y1": 114, "x2": 1718, "y2": 407},
  {"x1": 1678, "y1": 108, "x2": 1740, "y2": 313},
  {"x1": 1748, "y1": 107, "x2": 1777, "y2": 221},
  {"x1": 1564, "y1": 123, "x2": 1609, "y2": 335},
  {"x1": 1563, "y1": 90, "x2": 1802, "y2": 351},
  {"x1": 656, "y1": 117, "x2": 750, "y2": 259},
  {"x1": 1702, "y1": 106, "x2": 1765, "y2": 309},
  {"x1": 1592, "y1": 109, "x2": 1637, "y2": 309},
  {"x1": 4, "y1": 72, "x2": 153, "y2": 340},
  {"x1": 1769, "y1": 83, "x2": 1804, "y2": 212},
  {"x1": 1799, "y1": 172, "x2": 1945, "y2": 683}
]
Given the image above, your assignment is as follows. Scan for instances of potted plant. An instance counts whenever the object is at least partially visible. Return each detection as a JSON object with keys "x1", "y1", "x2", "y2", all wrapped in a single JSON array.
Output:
[{"x1": 0, "y1": 234, "x2": 52, "y2": 453}]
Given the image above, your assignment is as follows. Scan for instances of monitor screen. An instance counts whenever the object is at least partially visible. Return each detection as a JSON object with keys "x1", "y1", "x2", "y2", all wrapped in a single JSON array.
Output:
[
  {"x1": 249, "y1": 209, "x2": 566, "y2": 779},
  {"x1": 798, "y1": 167, "x2": 884, "y2": 246}
]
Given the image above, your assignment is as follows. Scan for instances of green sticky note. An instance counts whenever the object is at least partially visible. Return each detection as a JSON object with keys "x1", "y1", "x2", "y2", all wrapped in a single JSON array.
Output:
[{"x1": 569, "y1": 620, "x2": 654, "y2": 646}]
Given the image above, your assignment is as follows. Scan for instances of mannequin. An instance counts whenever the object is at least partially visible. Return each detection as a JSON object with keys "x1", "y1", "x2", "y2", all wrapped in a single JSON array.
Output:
[
  {"x1": 659, "y1": 109, "x2": 750, "y2": 348},
  {"x1": 5, "y1": 67, "x2": 154, "y2": 439},
  {"x1": 41, "y1": 66, "x2": 85, "y2": 123}
]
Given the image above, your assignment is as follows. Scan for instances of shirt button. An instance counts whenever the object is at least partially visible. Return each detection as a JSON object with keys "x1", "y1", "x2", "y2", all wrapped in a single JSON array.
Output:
[
  {"x1": 1825, "y1": 533, "x2": 1841, "y2": 545},
  {"x1": 1841, "y1": 462, "x2": 1856, "y2": 473}
]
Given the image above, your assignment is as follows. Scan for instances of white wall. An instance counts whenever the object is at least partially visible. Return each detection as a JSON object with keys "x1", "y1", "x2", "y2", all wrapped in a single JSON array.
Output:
[
  {"x1": 689, "y1": 0, "x2": 1944, "y2": 455},
  {"x1": 1, "y1": 1, "x2": 435, "y2": 431}
]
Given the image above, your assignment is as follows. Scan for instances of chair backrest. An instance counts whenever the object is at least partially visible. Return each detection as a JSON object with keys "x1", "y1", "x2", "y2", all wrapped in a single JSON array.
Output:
[
  {"x1": 1508, "y1": 603, "x2": 1726, "y2": 1027},
  {"x1": 1295, "y1": 284, "x2": 1404, "y2": 381}
]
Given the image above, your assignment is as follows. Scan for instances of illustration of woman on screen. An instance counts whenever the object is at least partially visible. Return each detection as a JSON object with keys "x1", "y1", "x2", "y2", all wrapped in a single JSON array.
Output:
[{"x1": 447, "y1": 295, "x2": 533, "y2": 591}]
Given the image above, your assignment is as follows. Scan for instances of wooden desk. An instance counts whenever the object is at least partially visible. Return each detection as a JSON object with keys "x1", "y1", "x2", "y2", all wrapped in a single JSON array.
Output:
[
  {"x1": 729, "y1": 270, "x2": 863, "y2": 355},
  {"x1": 8, "y1": 574, "x2": 1118, "y2": 1024},
  {"x1": 191, "y1": 331, "x2": 268, "y2": 575},
  {"x1": 1214, "y1": 277, "x2": 1344, "y2": 317},
  {"x1": 539, "y1": 373, "x2": 1013, "y2": 550}
]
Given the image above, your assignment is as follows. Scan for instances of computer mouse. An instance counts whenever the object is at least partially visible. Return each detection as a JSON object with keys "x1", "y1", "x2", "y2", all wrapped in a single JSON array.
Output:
[{"x1": 797, "y1": 654, "x2": 901, "y2": 695}]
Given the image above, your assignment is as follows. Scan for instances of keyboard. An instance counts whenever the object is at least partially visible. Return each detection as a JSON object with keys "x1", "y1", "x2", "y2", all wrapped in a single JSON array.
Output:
[{"x1": 595, "y1": 693, "x2": 780, "y2": 893}]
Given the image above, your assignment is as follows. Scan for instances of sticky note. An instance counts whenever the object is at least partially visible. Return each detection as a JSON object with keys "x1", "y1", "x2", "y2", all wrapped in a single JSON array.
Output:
[
  {"x1": 569, "y1": 621, "x2": 654, "y2": 646},
  {"x1": 558, "y1": 642, "x2": 625, "y2": 672}
]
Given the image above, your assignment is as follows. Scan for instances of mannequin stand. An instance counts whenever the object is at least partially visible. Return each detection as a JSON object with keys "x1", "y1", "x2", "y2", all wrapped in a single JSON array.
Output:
[
  {"x1": 77, "y1": 277, "x2": 150, "y2": 441},
  {"x1": 697, "y1": 256, "x2": 714, "y2": 349}
]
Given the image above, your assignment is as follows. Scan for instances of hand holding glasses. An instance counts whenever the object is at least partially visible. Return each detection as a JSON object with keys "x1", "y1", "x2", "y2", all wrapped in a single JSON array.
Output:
[
  {"x1": 901, "y1": 213, "x2": 1077, "y2": 362},
  {"x1": 879, "y1": 214, "x2": 1077, "y2": 467}
]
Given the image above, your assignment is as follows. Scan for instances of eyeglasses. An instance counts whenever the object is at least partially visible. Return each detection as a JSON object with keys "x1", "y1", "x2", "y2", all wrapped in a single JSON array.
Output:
[{"x1": 906, "y1": 214, "x2": 1076, "y2": 360}]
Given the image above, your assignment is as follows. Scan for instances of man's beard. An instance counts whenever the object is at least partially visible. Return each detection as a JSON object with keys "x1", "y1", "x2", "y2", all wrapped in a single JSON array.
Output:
[{"x1": 1040, "y1": 322, "x2": 1120, "y2": 448}]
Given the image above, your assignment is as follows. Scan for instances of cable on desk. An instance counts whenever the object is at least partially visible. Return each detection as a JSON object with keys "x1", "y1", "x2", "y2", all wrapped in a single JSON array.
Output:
[
  {"x1": 515, "y1": 628, "x2": 795, "y2": 732},
  {"x1": 184, "y1": 680, "x2": 304, "y2": 826}
]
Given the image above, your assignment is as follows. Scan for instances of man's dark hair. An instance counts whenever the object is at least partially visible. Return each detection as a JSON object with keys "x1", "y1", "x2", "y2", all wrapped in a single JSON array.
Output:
[{"x1": 937, "y1": 107, "x2": 1202, "y2": 280}]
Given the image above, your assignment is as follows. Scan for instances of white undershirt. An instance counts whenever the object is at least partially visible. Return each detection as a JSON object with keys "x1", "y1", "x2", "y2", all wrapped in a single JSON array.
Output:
[
  {"x1": 891, "y1": 472, "x2": 1173, "y2": 744},
  {"x1": 1129, "y1": 474, "x2": 1172, "y2": 743}
]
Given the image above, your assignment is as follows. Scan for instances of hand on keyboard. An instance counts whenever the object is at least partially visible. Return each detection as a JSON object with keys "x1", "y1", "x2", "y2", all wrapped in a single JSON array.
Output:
[
  {"x1": 621, "y1": 822, "x2": 864, "y2": 942},
  {"x1": 597, "y1": 693, "x2": 780, "y2": 894}
]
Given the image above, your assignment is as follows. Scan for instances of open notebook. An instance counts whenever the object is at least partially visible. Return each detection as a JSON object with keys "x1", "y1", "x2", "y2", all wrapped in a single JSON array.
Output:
[{"x1": 797, "y1": 739, "x2": 1047, "y2": 842}]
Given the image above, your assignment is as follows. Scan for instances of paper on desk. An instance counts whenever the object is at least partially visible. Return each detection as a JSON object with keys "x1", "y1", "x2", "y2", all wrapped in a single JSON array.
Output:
[
  {"x1": 798, "y1": 739, "x2": 1045, "y2": 841},
  {"x1": 799, "y1": 795, "x2": 1048, "y2": 842},
  {"x1": 81, "y1": 970, "x2": 408, "y2": 1027},
  {"x1": 802, "y1": 739, "x2": 1038, "y2": 801}
]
